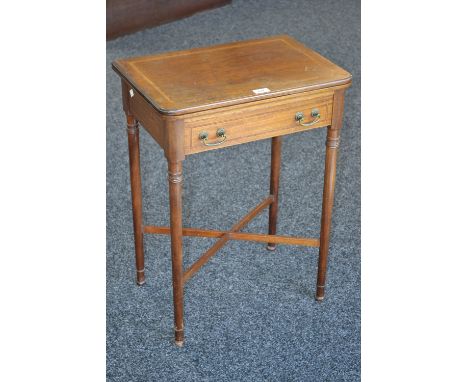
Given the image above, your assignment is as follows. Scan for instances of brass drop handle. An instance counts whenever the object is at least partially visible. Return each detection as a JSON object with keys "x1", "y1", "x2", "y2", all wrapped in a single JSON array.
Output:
[
  {"x1": 295, "y1": 109, "x2": 321, "y2": 127},
  {"x1": 199, "y1": 128, "x2": 227, "y2": 146}
]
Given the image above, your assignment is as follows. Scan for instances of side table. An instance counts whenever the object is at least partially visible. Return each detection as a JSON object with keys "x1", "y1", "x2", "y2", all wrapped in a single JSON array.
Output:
[{"x1": 112, "y1": 35, "x2": 352, "y2": 346}]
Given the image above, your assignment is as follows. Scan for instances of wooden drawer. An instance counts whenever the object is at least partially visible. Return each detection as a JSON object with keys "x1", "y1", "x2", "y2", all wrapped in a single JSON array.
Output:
[{"x1": 183, "y1": 89, "x2": 334, "y2": 154}]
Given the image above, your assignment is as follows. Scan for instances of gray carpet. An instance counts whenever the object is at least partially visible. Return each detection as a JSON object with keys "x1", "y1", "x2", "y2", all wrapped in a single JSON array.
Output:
[{"x1": 107, "y1": 0, "x2": 360, "y2": 380}]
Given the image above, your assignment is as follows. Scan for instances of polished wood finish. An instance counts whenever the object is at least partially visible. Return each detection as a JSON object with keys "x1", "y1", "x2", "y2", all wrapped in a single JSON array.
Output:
[
  {"x1": 113, "y1": 36, "x2": 351, "y2": 346},
  {"x1": 167, "y1": 161, "x2": 184, "y2": 346},
  {"x1": 126, "y1": 115, "x2": 145, "y2": 286},
  {"x1": 183, "y1": 196, "x2": 273, "y2": 283},
  {"x1": 315, "y1": 89, "x2": 345, "y2": 301},
  {"x1": 107, "y1": 0, "x2": 231, "y2": 40},
  {"x1": 267, "y1": 136, "x2": 282, "y2": 250},
  {"x1": 112, "y1": 35, "x2": 351, "y2": 115}
]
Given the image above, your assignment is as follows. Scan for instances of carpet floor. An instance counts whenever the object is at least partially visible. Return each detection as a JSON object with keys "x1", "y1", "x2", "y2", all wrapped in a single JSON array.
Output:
[{"x1": 107, "y1": 0, "x2": 360, "y2": 380}]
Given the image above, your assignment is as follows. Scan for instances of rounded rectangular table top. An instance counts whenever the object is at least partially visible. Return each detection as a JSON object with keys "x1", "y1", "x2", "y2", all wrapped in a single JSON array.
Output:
[{"x1": 112, "y1": 35, "x2": 351, "y2": 115}]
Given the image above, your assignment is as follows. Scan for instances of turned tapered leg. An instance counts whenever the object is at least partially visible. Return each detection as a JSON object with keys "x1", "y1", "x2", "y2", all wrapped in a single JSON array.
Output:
[
  {"x1": 316, "y1": 90, "x2": 345, "y2": 301},
  {"x1": 127, "y1": 115, "x2": 145, "y2": 286},
  {"x1": 168, "y1": 161, "x2": 184, "y2": 346},
  {"x1": 267, "y1": 136, "x2": 282, "y2": 250}
]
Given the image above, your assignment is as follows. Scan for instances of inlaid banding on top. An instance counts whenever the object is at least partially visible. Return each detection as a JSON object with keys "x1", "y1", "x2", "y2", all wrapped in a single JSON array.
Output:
[{"x1": 112, "y1": 35, "x2": 352, "y2": 115}]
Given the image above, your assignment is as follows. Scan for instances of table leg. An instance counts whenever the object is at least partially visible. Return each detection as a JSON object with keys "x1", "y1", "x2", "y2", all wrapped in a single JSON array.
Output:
[
  {"x1": 168, "y1": 160, "x2": 184, "y2": 346},
  {"x1": 316, "y1": 90, "x2": 344, "y2": 301},
  {"x1": 267, "y1": 136, "x2": 282, "y2": 250},
  {"x1": 127, "y1": 115, "x2": 145, "y2": 286}
]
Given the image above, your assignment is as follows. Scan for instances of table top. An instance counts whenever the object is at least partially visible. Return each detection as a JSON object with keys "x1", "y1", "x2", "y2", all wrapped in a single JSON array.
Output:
[{"x1": 112, "y1": 35, "x2": 351, "y2": 116}]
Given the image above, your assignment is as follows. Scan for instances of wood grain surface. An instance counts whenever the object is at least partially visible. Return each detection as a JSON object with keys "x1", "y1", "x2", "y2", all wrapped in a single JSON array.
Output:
[{"x1": 112, "y1": 35, "x2": 351, "y2": 115}]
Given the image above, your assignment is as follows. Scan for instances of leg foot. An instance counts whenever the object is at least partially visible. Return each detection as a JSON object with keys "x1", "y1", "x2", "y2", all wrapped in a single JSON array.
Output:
[
  {"x1": 174, "y1": 327, "x2": 184, "y2": 347},
  {"x1": 315, "y1": 284, "x2": 325, "y2": 301},
  {"x1": 266, "y1": 244, "x2": 276, "y2": 251},
  {"x1": 136, "y1": 269, "x2": 145, "y2": 285}
]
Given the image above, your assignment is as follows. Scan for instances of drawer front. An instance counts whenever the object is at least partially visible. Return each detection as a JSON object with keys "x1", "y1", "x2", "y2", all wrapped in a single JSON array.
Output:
[{"x1": 184, "y1": 90, "x2": 334, "y2": 154}]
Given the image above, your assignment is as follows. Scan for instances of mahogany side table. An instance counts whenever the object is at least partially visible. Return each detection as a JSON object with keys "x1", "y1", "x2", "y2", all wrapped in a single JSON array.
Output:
[{"x1": 112, "y1": 35, "x2": 352, "y2": 346}]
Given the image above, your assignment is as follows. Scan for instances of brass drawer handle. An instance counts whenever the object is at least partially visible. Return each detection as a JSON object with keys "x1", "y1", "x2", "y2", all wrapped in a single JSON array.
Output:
[
  {"x1": 199, "y1": 128, "x2": 227, "y2": 146},
  {"x1": 295, "y1": 109, "x2": 321, "y2": 127}
]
